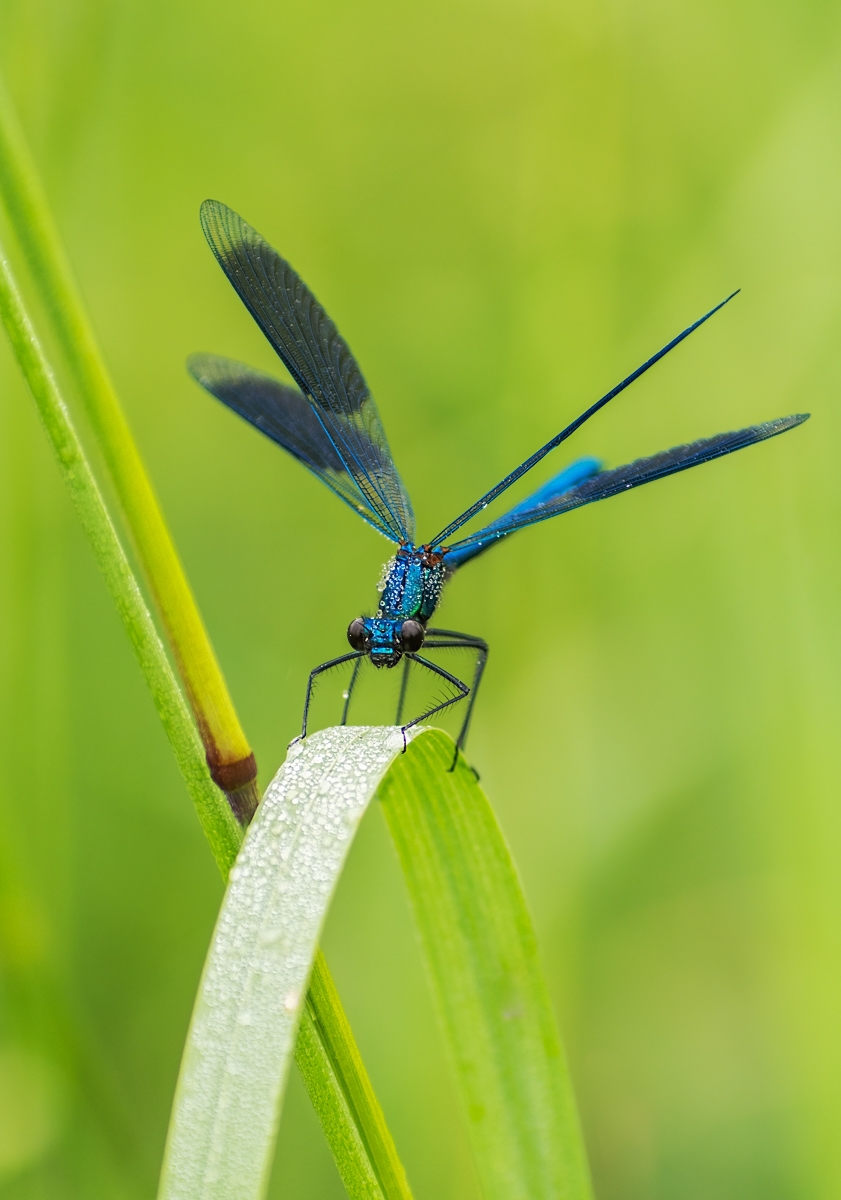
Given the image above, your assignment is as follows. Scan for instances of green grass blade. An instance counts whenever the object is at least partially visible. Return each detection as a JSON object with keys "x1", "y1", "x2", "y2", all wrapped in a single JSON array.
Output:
[
  {"x1": 300, "y1": 950, "x2": 414, "y2": 1200},
  {"x1": 159, "y1": 727, "x2": 416, "y2": 1200},
  {"x1": 378, "y1": 729, "x2": 593, "y2": 1200},
  {"x1": 0, "y1": 227, "x2": 241, "y2": 874},
  {"x1": 0, "y1": 74, "x2": 257, "y2": 814},
  {"x1": 0, "y1": 228, "x2": 415, "y2": 1200}
]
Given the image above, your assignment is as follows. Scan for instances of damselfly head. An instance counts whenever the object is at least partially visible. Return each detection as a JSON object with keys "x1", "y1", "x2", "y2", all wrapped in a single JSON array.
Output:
[
  {"x1": 347, "y1": 616, "x2": 425, "y2": 667},
  {"x1": 347, "y1": 615, "x2": 400, "y2": 666}
]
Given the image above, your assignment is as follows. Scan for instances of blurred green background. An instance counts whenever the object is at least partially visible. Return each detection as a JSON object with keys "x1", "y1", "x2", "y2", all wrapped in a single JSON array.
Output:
[{"x1": 0, "y1": 0, "x2": 838, "y2": 1195}]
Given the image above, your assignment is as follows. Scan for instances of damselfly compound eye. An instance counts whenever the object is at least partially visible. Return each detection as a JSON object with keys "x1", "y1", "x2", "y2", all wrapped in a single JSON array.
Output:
[
  {"x1": 347, "y1": 618, "x2": 366, "y2": 650},
  {"x1": 400, "y1": 620, "x2": 424, "y2": 653}
]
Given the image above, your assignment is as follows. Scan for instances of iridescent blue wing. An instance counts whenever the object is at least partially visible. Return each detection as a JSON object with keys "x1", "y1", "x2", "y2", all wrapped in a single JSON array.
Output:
[
  {"x1": 188, "y1": 354, "x2": 398, "y2": 538},
  {"x1": 443, "y1": 456, "x2": 601, "y2": 568},
  {"x1": 443, "y1": 414, "x2": 808, "y2": 569},
  {"x1": 199, "y1": 199, "x2": 414, "y2": 544},
  {"x1": 500, "y1": 456, "x2": 602, "y2": 513}
]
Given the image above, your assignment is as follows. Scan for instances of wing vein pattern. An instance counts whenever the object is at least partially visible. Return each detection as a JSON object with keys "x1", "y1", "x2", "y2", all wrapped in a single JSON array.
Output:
[
  {"x1": 443, "y1": 414, "x2": 808, "y2": 568},
  {"x1": 199, "y1": 199, "x2": 414, "y2": 543}
]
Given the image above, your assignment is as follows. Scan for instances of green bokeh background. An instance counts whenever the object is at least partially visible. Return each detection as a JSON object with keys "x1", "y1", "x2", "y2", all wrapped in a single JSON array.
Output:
[{"x1": 0, "y1": 0, "x2": 839, "y2": 1196}]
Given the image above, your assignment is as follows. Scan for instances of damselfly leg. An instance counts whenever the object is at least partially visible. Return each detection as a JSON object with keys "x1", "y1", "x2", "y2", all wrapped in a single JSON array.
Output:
[
  {"x1": 341, "y1": 655, "x2": 364, "y2": 725},
  {"x1": 395, "y1": 656, "x2": 411, "y2": 726},
  {"x1": 294, "y1": 650, "x2": 366, "y2": 744},
  {"x1": 423, "y1": 628, "x2": 488, "y2": 769},
  {"x1": 399, "y1": 653, "x2": 470, "y2": 753}
]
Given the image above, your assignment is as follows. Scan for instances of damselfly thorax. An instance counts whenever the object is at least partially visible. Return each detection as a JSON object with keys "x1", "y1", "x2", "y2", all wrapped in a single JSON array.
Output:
[{"x1": 378, "y1": 545, "x2": 447, "y2": 624}]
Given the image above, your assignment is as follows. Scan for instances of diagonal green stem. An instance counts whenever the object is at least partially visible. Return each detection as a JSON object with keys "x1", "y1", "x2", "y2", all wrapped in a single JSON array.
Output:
[
  {"x1": 0, "y1": 230, "x2": 241, "y2": 870},
  {"x1": 0, "y1": 76, "x2": 257, "y2": 816},
  {"x1": 0, "y1": 229, "x2": 412, "y2": 1199},
  {"x1": 304, "y1": 950, "x2": 413, "y2": 1200}
]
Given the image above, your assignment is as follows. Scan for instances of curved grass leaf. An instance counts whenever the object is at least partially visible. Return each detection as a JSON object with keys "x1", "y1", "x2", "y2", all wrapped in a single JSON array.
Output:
[
  {"x1": 378, "y1": 730, "x2": 593, "y2": 1200},
  {"x1": 159, "y1": 727, "x2": 416, "y2": 1200},
  {"x1": 160, "y1": 724, "x2": 591, "y2": 1200}
]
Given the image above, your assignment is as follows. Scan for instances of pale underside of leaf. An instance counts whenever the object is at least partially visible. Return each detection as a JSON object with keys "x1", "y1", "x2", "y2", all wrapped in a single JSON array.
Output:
[{"x1": 158, "y1": 726, "x2": 416, "y2": 1200}]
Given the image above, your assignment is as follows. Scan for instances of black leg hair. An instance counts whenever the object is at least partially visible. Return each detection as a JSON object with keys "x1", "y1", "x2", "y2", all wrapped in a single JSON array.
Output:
[
  {"x1": 399, "y1": 653, "x2": 469, "y2": 751},
  {"x1": 424, "y1": 627, "x2": 482, "y2": 640}
]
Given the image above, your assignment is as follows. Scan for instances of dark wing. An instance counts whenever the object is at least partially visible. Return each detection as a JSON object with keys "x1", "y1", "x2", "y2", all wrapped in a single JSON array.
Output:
[
  {"x1": 429, "y1": 291, "x2": 739, "y2": 549},
  {"x1": 443, "y1": 414, "x2": 809, "y2": 569},
  {"x1": 188, "y1": 354, "x2": 400, "y2": 538},
  {"x1": 199, "y1": 199, "x2": 414, "y2": 544}
]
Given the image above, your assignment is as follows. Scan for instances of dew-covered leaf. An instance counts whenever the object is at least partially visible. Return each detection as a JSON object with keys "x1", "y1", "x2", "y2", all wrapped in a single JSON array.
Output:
[{"x1": 158, "y1": 726, "x2": 416, "y2": 1200}]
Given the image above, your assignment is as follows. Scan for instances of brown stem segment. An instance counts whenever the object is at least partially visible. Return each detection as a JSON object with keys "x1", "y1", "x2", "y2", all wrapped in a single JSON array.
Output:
[{"x1": 206, "y1": 751, "x2": 259, "y2": 825}]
